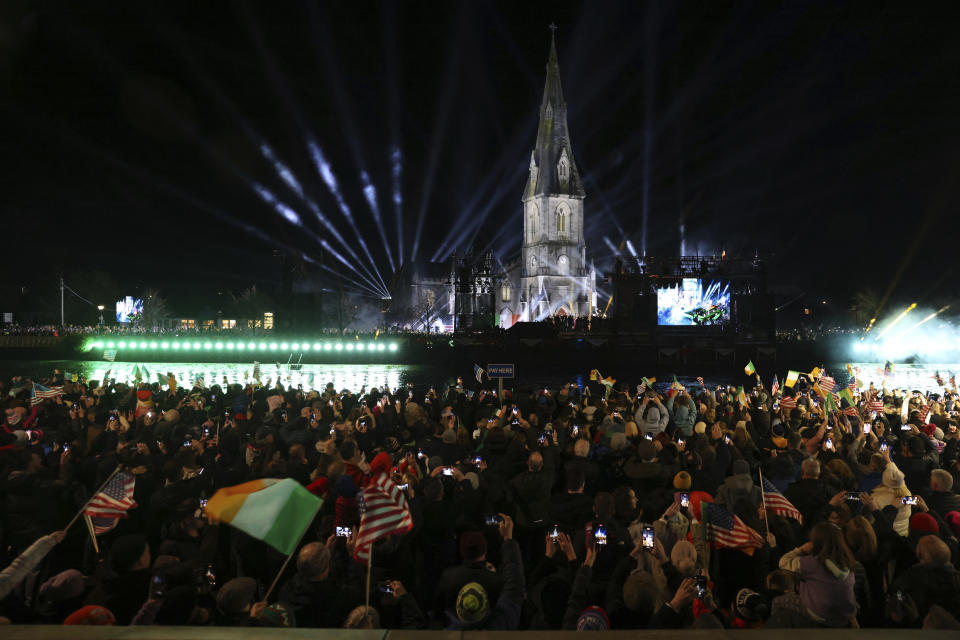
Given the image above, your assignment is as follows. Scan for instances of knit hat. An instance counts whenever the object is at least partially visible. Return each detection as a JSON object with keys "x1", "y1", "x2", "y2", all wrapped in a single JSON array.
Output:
[
  {"x1": 39, "y1": 569, "x2": 85, "y2": 603},
  {"x1": 109, "y1": 534, "x2": 148, "y2": 574},
  {"x1": 734, "y1": 588, "x2": 770, "y2": 622},
  {"x1": 674, "y1": 471, "x2": 692, "y2": 490},
  {"x1": 257, "y1": 602, "x2": 296, "y2": 627},
  {"x1": 459, "y1": 530, "x2": 487, "y2": 561},
  {"x1": 732, "y1": 459, "x2": 750, "y2": 476},
  {"x1": 910, "y1": 512, "x2": 939, "y2": 535},
  {"x1": 217, "y1": 577, "x2": 257, "y2": 615},
  {"x1": 576, "y1": 605, "x2": 610, "y2": 631},
  {"x1": 64, "y1": 605, "x2": 115, "y2": 625},
  {"x1": 441, "y1": 429, "x2": 458, "y2": 444},
  {"x1": 670, "y1": 540, "x2": 698, "y2": 576},
  {"x1": 455, "y1": 582, "x2": 489, "y2": 623},
  {"x1": 882, "y1": 463, "x2": 906, "y2": 488},
  {"x1": 694, "y1": 421, "x2": 707, "y2": 434}
]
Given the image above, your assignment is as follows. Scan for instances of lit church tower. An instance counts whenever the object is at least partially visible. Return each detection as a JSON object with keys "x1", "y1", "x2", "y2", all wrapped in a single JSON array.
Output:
[{"x1": 520, "y1": 27, "x2": 592, "y2": 322}]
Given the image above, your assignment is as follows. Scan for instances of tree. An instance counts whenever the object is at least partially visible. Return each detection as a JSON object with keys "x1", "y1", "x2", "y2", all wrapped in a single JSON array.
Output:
[
  {"x1": 849, "y1": 288, "x2": 881, "y2": 327},
  {"x1": 230, "y1": 286, "x2": 273, "y2": 325},
  {"x1": 323, "y1": 288, "x2": 360, "y2": 335},
  {"x1": 133, "y1": 289, "x2": 171, "y2": 331}
]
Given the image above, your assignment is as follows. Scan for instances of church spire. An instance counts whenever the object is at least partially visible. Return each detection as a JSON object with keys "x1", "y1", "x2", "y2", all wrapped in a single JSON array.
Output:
[{"x1": 525, "y1": 25, "x2": 584, "y2": 200}]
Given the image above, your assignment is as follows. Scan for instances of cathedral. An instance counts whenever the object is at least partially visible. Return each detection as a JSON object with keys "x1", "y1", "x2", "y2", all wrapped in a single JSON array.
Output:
[{"x1": 399, "y1": 33, "x2": 595, "y2": 331}]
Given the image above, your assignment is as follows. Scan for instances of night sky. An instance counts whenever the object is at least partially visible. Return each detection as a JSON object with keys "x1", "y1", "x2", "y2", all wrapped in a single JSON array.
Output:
[{"x1": 2, "y1": 1, "x2": 959, "y2": 315}]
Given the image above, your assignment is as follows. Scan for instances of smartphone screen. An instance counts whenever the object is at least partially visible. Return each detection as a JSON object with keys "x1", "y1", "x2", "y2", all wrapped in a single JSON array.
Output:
[
  {"x1": 680, "y1": 493, "x2": 690, "y2": 508},
  {"x1": 642, "y1": 525, "x2": 654, "y2": 549}
]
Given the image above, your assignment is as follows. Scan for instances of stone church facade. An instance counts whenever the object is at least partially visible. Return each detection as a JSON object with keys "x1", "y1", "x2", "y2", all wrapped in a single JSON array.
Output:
[
  {"x1": 398, "y1": 34, "x2": 595, "y2": 332},
  {"x1": 498, "y1": 33, "x2": 595, "y2": 328}
]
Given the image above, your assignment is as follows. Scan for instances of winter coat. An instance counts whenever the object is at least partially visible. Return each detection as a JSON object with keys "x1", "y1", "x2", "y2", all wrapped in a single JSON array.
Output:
[
  {"x1": 666, "y1": 395, "x2": 697, "y2": 436},
  {"x1": 779, "y1": 547, "x2": 856, "y2": 627},
  {"x1": 634, "y1": 402, "x2": 669, "y2": 435},
  {"x1": 510, "y1": 469, "x2": 554, "y2": 527},
  {"x1": 445, "y1": 539, "x2": 524, "y2": 630},
  {"x1": 871, "y1": 484, "x2": 911, "y2": 537}
]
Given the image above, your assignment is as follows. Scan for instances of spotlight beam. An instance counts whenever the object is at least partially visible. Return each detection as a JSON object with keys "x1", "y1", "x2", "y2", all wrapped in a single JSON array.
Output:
[
  {"x1": 874, "y1": 303, "x2": 917, "y2": 341},
  {"x1": 305, "y1": 3, "x2": 395, "y2": 273},
  {"x1": 898, "y1": 305, "x2": 951, "y2": 338}
]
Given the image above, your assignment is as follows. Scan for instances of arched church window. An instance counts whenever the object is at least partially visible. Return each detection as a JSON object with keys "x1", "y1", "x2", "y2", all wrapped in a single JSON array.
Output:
[
  {"x1": 526, "y1": 201, "x2": 539, "y2": 242},
  {"x1": 529, "y1": 254, "x2": 538, "y2": 276},
  {"x1": 557, "y1": 148, "x2": 570, "y2": 185},
  {"x1": 501, "y1": 283, "x2": 511, "y2": 301},
  {"x1": 557, "y1": 254, "x2": 569, "y2": 275},
  {"x1": 555, "y1": 201, "x2": 570, "y2": 239}
]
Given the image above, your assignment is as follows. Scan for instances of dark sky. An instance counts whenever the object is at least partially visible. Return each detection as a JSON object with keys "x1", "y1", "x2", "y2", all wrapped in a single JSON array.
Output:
[{"x1": 2, "y1": 1, "x2": 959, "y2": 312}]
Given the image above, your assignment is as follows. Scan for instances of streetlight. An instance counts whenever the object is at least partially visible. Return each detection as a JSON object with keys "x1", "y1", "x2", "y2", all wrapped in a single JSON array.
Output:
[{"x1": 97, "y1": 305, "x2": 105, "y2": 332}]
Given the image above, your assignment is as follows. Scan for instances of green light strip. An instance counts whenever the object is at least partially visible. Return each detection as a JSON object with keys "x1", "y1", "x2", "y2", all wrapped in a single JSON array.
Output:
[{"x1": 85, "y1": 339, "x2": 399, "y2": 353}]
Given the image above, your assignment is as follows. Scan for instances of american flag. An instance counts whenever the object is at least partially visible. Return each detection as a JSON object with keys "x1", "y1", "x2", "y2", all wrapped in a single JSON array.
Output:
[
  {"x1": 917, "y1": 405, "x2": 930, "y2": 423},
  {"x1": 30, "y1": 383, "x2": 63, "y2": 405},
  {"x1": 779, "y1": 395, "x2": 797, "y2": 409},
  {"x1": 83, "y1": 471, "x2": 137, "y2": 535},
  {"x1": 847, "y1": 377, "x2": 858, "y2": 392},
  {"x1": 843, "y1": 406, "x2": 858, "y2": 417},
  {"x1": 770, "y1": 374, "x2": 780, "y2": 397},
  {"x1": 702, "y1": 502, "x2": 763, "y2": 549},
  {"x1": 353, "y1": 473, "x2": 413, "y2": 564},
  {"x1": 819, "y1": 376, "x2": 836, "y2": 393},
  {"x1": 761, "y1": 476, "x2": 803, "y2": 524},
  {"x1": 868, "y1": 399, "x2": 884, "y2": 414}
]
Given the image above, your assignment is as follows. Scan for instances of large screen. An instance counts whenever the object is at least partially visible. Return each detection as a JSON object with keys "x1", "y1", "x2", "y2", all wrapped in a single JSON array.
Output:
[
  {"x1": 116, "y1": 296, "x2": 144, "y2": 323},
  {"x1": 657, "y1": 279, "x2": 730, "y2": 326}
]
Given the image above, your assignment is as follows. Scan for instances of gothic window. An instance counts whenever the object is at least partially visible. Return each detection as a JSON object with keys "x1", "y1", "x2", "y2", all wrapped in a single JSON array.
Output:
[
  {"x1": 555, "y1": 201, "x2": 570, "y2": 239},
  {"x1": 557, "y1": 148, "x2": 570, "y2": 185},
  {"x1": 557, "y1": 254, "x2": 569, "y2": 275},
  {"x1": 529, "y1": 254, "x2": 538, "y2": 276},
  {"x1": 425, "y1": 289, "x2": 436, "y2": 308},
  {"x1": 526, "y1": 201, "x2": 539, "y2": 242},
  {"x1": 501, "y1": 283, "x2": 511, "y2": 301}
]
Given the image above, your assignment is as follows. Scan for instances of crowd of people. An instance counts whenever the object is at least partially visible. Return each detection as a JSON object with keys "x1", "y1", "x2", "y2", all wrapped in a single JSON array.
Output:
[{"x1": 1, "y1": 365, "x2": 959, "y2": 630}]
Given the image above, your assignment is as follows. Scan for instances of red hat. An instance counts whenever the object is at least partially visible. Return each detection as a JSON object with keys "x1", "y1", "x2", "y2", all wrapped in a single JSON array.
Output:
[
  {"x1": 921, "y1": 424, "x2": 936, "y2": 436},
  {"x1": 64, "y1": 605, "x2": 116, "y2": 625},
  {"x1": 369, "y1": 451, "x2": 393, "y2": 477},
  {"x1": 909, "y1": 512, "x2": 939, "y2": 535}
]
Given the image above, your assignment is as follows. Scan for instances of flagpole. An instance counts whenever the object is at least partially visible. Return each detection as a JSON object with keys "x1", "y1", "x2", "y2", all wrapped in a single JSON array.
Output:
[
  {"x1": 65, "y1": 466, "x2": 123, "y2": 532},
  {"x1": 364, "y1": 544, "x2": 374, "y2": 611},
  {"x1": 264, "y1": 500, "x2": 323, "y2": 602},
  {"x1": 82, "y1": 513, "x2": 100, "y2": 554},
  {"x1": 758, "y1": 468, "x2": 770, "y2": 538}
]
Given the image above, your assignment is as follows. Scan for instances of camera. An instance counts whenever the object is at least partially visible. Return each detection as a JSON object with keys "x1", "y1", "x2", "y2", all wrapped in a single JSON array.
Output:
[
  {"x1": 902, "y1": 496, "x2": 919, "y2": 506},
  {"x1": 846, "y1": 492, "x2": 861, "y2": 502},
  {"x1": 572, "y1": 425, "x2": 579, "y2": 436},
  {"x1": 863, "y1": 424, "x2": 871, "y2": 434},
  {"x1": 378, "y1": 582, "x2": 394, "y2": 595},
  {"x1": 642, "y1": 525, "x2": 654, "y2": 550},
  {"x1": 473, "y1": 456, "x2": 482, "y2": 465},
  {"x1": 398, "y1": 483, "x2": 409, "y2": 490},
  {"x1": 825, "y1": 437, "x2": 833, "y2": 449},
  {"x1": 549, "y1": 524, "x2": 560, "y2": 542},
  {"x1": 336, "y1": 526, "x2": 353, "y2": 538},
  {"x1": 485, "y1": 514, "x2": 503, "y2": 526},
  {"x1": 880, "y1": 442, "x2": 889, "y2": 452},
  {"x1": 417, "y1": 450, "x2": 426, "y2": 460},
  {"x1": 442, "y1": 467, "x2": 454, "y2": 476},
  {"x1": 538, "y1": 432, "x2": 548, "y2": 445},
  {"x1": 680, "y1": 493, "x2": 690, "y2": 508}
]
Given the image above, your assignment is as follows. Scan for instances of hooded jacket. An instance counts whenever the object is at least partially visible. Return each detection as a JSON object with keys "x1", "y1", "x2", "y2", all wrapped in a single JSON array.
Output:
[
  {"x1": 872, "y1": 463, "x2": 911, "y2": 536},
  {"x1": 715, "y1": 473, "x2": 763, "y2": 512},
  {"x1": 666, "y1": 395, "x2": 697, "y2": 436},
  {"x1": 779, "y1": 547, "x2": 856, "y2": 627},
  {"x1": 634, "y1": 401, "x2": 669, "y2": 435}
]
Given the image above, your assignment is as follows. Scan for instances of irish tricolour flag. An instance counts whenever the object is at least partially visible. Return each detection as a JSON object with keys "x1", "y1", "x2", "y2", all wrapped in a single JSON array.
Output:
[{"x1": 205, "y1": 478, "x2": 322, "y2": 555}]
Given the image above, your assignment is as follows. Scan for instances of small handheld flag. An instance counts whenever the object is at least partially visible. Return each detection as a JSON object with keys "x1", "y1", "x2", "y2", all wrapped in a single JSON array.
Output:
[
  {"x1": 784, "y1": 371, "x2": 801, "y2": 388},
  {"x1": 473, "y1": 364, "x2": 485, "y2": 383},
  {"x1": 744, "y1": 361, "x2": 756, "y2": 376}
]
